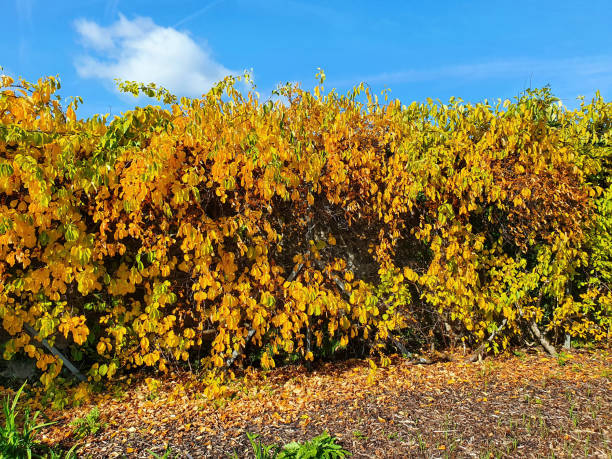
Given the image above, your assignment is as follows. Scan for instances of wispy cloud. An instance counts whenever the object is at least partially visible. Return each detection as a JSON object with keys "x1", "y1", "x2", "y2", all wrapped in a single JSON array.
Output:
[
  {"x1": 104, "y1": 0, "x2": 120, "y2": 19},
  {"x1": 15, "y1": 0, "x2": 33, "y2": 25},
  {"x1": 335, "y1": 56, "x2": 612, "y2": 99},
  {"x1": 74, "y1": 14, "x2": 236, "y2": 97},
  {"x1": 15, "y1": 0, "x2": 33, "y2": 65},
  {"x1": 173, "y1": 0, "x2": 228, "y2": 28}
]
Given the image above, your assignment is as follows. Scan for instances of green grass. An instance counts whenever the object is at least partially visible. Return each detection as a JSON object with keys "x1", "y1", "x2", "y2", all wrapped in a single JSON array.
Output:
[{"x1": 0, "y1": 381, "x2": 78, "y2": 459}]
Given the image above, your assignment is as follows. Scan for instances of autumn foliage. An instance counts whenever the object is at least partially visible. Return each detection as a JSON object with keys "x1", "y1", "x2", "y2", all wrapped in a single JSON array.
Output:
[{"x1": 0, "y1": 71, "x2": 610, "y2": 388}]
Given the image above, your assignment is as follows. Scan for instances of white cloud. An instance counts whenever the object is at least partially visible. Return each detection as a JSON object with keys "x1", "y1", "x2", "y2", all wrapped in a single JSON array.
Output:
[{"x1": 74, "y1": 14, "x2": 235, "y2": 97}]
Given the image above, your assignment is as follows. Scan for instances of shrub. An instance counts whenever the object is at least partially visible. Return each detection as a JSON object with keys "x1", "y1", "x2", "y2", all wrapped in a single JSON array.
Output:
[{"x1": 0, "y1": 72, "x2": 610, "y2": 389}]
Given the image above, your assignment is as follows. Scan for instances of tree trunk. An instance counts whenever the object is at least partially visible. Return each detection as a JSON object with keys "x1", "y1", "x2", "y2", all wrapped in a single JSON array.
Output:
[{"x1": 529, "y1": 321, "x2": 558, "y2": 358}]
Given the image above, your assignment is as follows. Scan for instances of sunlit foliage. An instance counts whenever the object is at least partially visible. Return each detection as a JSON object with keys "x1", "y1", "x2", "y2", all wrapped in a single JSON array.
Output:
[{"x1": 0, "y1": 71, "x2": 609, "y2": 388}]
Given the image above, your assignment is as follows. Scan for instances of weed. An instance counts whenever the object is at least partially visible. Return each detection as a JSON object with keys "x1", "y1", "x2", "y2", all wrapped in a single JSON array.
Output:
[
  {"x1": 446, "y1": 436, "x2": 459, "y2": 455},
  {"x1": 513, "y1": 350, "x2": 525, "y2": 359},
  {"x1": 149, "y1": 446, "x2": 176, "y2": 458},
  {"x1": 0, "y1": 381, "x2": 57, "y2": 459},
  {"x1": 236, "y1": 432, "x2": 351, "y2": 459},
  {"x1": 71, "y1": 407, "x2": 106, "y2": 439},
  {"x1": 416, "y1": 433, "x2": 427, "y2": 454},
  {"x1": 557, "y1": 351, "x2": 571, "y2": 366},
  {"x1": 539, "y1": 419, "x2": 549, "y2": 437},
  {"x1": 281, "y1": 432, "x2": 351, "y2": 458},
  {"x1": 588, "y1": 400, "x2": 601, "y2": 420},
  {"x1": 563, "y1": 440, "x2": 574, "y2": 457},
  {"x1": 387, "y1": 432, "x2": 399, "y2": 440},
  {"x1": 48, "y1": 444, "x2": 80, "y2": 459},
  {"x1": 523, "y1": 415, "x2": 531, "y2": 434},
  {"x1": 240, "y1": 433, "x2": 281, "y2": 459},
  {"x1": 112, "y1": 386, "x2": 127, "y2": 401},
  {"x1": 478, "y1": 361, "x2": 495, "y2": 392}
]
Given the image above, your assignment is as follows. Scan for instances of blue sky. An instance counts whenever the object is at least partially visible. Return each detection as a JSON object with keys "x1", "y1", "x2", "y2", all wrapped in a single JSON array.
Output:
[{"x1": 2, "y1": 0, "x2": 611, "y2": 117}]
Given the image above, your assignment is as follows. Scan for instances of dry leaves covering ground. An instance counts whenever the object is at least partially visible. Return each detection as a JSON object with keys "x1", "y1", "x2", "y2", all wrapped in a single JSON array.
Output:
[{"x1": 41, "y1": 348, "x2": 611, "y2": 458}]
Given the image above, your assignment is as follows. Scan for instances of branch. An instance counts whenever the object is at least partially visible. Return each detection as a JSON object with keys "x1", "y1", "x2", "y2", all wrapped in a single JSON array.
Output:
[
  {"x1": 466, "y1": 318, "x2": 507, "y2": 363},
  {"x1": 529, "y1": 321, "x2": 558, "y2": 358},
  {"x1": 525, "y1": 287, "x2": 557, "y2": 358},
  {"x1": 314, "y1": 259, "x2": 435, "y2": 365},
  {"x1": 23, "y1": 323, "x2": 86, "y2": 382},
  {"x1": 391, "y1": 338, "x2": 433, "y2": 364},
  {"x1": 224, "y1": 328, "x2": 257, "y2": 368}
]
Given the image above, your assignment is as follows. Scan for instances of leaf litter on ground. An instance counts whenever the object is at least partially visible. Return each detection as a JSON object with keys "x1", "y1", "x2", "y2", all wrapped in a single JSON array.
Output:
[{"x1": 13, "y1": 348, "x2": 612, "y2": 458}]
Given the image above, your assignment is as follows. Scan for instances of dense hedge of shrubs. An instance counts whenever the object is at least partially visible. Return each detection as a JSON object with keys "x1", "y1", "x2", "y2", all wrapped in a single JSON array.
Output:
[{"x1": 0, "y1": 71, "x2": 610, "y2": 388}]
